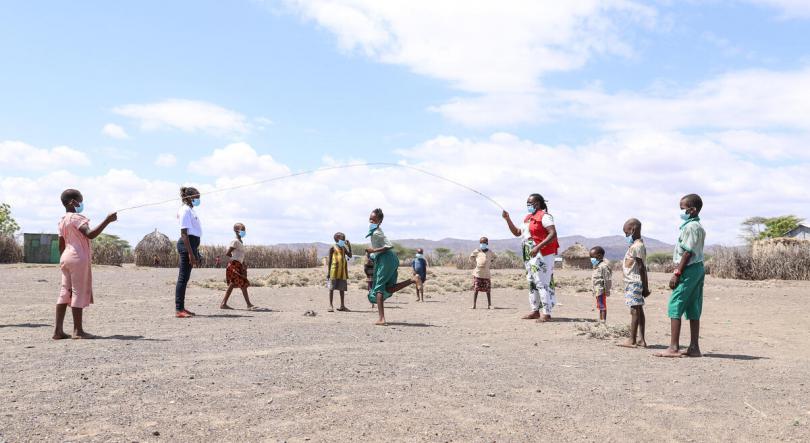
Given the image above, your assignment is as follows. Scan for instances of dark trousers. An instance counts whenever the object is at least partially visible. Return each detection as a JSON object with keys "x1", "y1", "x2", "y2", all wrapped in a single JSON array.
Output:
[{"x1": 175, "y1": 235, "x2": 200, "y2": 312}]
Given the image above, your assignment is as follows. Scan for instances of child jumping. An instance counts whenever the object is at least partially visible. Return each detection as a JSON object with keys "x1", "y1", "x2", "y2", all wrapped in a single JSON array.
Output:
[
  {"x1": 589, "y1": 246, "x2": 611, "y2": 322},
  {"x1": 364, "y1": 252, "x2": 376, "y2": 310},
  {"x1": 175, "y1": 186, "x2": 202, "y2": 318},
  {"x1": 470, "y1": 237, "x2": 494, "y2": 309},
  {"x1": 220, "y1": 223, "x2": 256, "y2": 310},
  {"x1": 53, "y1": 189, "x2": 117, "y2": 339},
  {"x1": 619, "y1": 218, "x2": 650, "y2": 348},
  {"x1": 656, "y1": 194, "x2": 706, "y2": 358},
  {"x1": 327, "y1": 232, "x2": 352, "y2": 312},
  {"x1": 412, "y1": 248, "x2": 427, "y2": 302},
  {"x1": 365, "y1": 208, "x2": 418, "y2": 325}
]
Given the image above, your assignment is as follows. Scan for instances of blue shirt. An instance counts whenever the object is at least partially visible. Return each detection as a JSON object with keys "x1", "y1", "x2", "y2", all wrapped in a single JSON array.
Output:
[{"x1": 412, "y1": 257, "x2": 427, "y2": 281}]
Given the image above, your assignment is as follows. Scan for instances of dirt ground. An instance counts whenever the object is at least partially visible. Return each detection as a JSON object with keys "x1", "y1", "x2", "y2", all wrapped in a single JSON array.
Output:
[{"x1": 1, "y1": 264, "x2": 809, "y2": 442}]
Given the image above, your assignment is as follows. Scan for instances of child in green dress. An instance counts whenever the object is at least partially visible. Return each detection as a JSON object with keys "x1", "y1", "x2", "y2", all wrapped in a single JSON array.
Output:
[{"x1": 365, "y1": 208, "x2": 417, "y2": 325}]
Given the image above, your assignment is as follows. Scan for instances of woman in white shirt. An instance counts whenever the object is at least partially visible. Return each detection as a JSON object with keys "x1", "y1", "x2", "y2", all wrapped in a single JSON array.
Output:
[{"x1": 175, "y1": 186, "x2": 202, "y2": 318}]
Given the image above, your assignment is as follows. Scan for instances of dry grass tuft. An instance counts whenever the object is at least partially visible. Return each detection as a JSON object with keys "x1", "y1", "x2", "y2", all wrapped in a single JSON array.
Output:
[{"x1": 575, "y1": 322, "x2": 630, "y2": 340}]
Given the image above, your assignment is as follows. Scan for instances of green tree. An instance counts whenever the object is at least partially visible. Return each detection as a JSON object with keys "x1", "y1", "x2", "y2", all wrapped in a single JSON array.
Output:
[
  {"x1": 0, "y1": 203, "x2": 20, "y2": 236},
  {"x1": 760, "y1": 215, "x2": 803, "y2": 239},
  {"x1": 392, "y1": 243, "x2": 417, "y2": 258},
  {"x1": 647, "y1": 252, "x2": 672, "y2": 265},
  {"x1": 92, "y1": 233, "x2": 131, "y2": 251},
  {"x1": 739, "y1": 216, "x2": 767, "y2": 242}
]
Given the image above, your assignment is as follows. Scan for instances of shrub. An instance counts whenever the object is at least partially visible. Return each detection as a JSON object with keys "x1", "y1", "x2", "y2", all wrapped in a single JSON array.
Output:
[
  {"x1": 711, "y1": 240, "x2": 810, "y2": 280},
  {"x1": 0, "y1": 234, "x2": 23, "y2": 263}
]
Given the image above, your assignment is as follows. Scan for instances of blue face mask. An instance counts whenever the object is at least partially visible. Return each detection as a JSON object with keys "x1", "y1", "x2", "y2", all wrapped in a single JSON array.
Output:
[
  {"x1": 369, "y1": 223, "x2": 378, "y2": 231},
  {"x1": 626, "y1": 235, "x2": 634, "y2": 245},
  {"x1": 239, "y1": 230, "x2": 246, "y2": 238},
  {"x1": 527, "y1": 205, "x2": 536, "y2": 214},
  {"x1": 192, "y1": 198, "x2": 201, "y2": 207},
  {"x1": 74, "y1": 201, "x2": 84, "y2": 214},
  {"x1": 590, "y1": 257, "x2": 599, "y2": 267},
  {"x1": 415, "y1": 253, "x2": 424, "y2": 259},
  {"x1": 480, "y1": 243, "x2": 488, "y2": 251},
  {"x1": 337, "y1": 239, "x2": 346, "y2": 247},
  {"x1": 680, "y1": 210, "x2": 691, "y2": 221}
]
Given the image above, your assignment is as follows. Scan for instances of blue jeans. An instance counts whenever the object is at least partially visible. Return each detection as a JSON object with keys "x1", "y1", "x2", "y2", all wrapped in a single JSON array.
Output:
[{"x1": 175, "y1": 235, "x2": 200, "y2": 312}]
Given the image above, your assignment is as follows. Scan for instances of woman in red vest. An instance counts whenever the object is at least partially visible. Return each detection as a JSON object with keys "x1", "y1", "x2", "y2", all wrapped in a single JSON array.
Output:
[{"x1": 503, "y1": 193, "x2": 560, "y2": 321}]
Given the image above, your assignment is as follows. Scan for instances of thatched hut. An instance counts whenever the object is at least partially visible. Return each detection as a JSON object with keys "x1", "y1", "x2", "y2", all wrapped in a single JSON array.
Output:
[
  {"x1": 134, "y1": 229, "x2": 178, "y2": 267},
  {"x1": 561, "y1": 243, "x2": 591, "y2": 269},
  {"x1": 0, "y1": 235, "x2": 23, "y2": 263}
]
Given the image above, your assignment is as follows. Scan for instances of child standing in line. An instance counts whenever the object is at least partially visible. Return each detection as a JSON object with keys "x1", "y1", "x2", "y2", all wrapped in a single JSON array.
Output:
[
  {"x1": 412, "y1": 248, "x2": 427, "y2": 302},
  {"x1": 619, "y1": 218, "x2": 650, "y2": 348},
  {"x1": 220, "y1": 223, "x2": 256, "y2": 310},
  {"x1": 589, "y1": 246, "x2": 611, "y2": 322},
  {"x1": 53, "y1": 189, "x2": 117, "y2": 340},
  {"x1": 655, "y1": 194, "x2": 706, "y2": 358},
  {"x1": 327, "y1": 232, "x2": 352, "y2": 312},
  {"x1": 175, "y1": 186, "x2": 202, "y2": 318},
  {"x1": 470, "y1": 237, "x2": 494, "y2": 309},
  {"x1": 364, "y1": 252, "x2": 376, "y2": 310},
  {"x1": 365, "y1": 208, "x2": 418, "y2": 326}
]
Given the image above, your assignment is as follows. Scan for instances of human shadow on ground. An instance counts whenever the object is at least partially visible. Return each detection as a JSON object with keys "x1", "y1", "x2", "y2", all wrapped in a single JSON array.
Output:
[
  {"x1": 0, "y1": 323, "x2": 51, "y2": 329},
  {"x1": 703, "y1": 353, "x2": 768, "y2": 361},
  {"x1": 194, "y1": 314, "x2": 254, "y2": 319},
  {"x1": 548, "y1": 317, "x2": 594, "y2": 323},
  {"x1": 385, "y1": 322, "x2": 435, "y2": 327},
  {"x1": 96, "y1": 335, "x2": 169, "y2": 342}
]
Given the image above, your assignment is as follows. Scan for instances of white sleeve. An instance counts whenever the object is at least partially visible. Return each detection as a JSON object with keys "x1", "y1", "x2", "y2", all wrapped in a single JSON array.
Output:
[
  {"x1": 179, "y1": 207, "x2": 194, "y2": 230},
  {"x1": 541, "y1": 213, "x2": 555, "y2": 228}
]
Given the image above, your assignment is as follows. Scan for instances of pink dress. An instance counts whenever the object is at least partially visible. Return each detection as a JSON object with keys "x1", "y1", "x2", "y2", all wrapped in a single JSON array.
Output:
[{"x1": 57, "y1": 213, "x2": 93, "y2": 308}]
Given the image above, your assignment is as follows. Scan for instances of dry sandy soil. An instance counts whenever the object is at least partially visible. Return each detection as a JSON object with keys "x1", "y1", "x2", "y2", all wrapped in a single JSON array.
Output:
[{"x1": 1, "y1": 264, "x2": 809, "y2": 442}]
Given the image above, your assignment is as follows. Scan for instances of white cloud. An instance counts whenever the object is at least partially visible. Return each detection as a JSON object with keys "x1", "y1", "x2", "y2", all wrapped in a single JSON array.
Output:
[
  {"x1": 101, "y1": 123, "x2": 129, "y2": 139},
  {"x1": 0, "y1": 141, "x2": 91, "y2": 172},
  {"x1": 188, "y1": 142, "x2": 290, "y2": 177},
  {"x1": 113, "y1": 99, "x2": 250, "y2": 136},
  {"x1": 746, "y1": 0, "x2": 810, "y2": 18},
  {"x1": 154, "y1": 153, "x2": 177, "y2": 168},
  {"x1": 282, "y1": 0, "x2": 655, "y2": 126}
]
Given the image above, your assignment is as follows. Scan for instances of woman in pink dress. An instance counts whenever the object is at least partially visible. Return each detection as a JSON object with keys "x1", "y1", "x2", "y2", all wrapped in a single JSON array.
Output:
[{"x1": 53, "y1": 189, "x2": 117, "y2": 340}]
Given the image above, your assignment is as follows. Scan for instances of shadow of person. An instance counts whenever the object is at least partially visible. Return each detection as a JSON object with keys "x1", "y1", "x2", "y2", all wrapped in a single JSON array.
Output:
[
  {"x1": 0, "y1": 323, "x2": 51, "y2": 329},
  {"x1": 96, "y1": 335, "x2": 169, "y2": 342},
  {"x1": 194, "y1": 314, "x2": 254, "y2": 318},
  {"x1": 385, "y1": 322, "x2": 435, "y2": 327},
  {"x1": 548, "y1": 317, "x2": 595, "y2": 323},
  {"x1": 703, "y1": 353, "x2": 768, "y2": 361}
]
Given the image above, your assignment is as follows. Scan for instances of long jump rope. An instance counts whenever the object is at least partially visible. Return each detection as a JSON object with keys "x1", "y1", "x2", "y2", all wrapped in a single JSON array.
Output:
[{"x1": 113, "y1": 162, "x2": 506, "y2": 214}]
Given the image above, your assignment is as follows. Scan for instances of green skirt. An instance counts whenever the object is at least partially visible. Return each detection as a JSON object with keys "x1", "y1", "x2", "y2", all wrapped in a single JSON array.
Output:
[{"x1": 368, "y1": 249, "x2": 399, "y2": 304}]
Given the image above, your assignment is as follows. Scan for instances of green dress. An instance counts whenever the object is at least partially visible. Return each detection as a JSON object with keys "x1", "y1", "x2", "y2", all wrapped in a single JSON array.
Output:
[{"x1": 367, "y1": 227, "x2": 398, "y2": 304}]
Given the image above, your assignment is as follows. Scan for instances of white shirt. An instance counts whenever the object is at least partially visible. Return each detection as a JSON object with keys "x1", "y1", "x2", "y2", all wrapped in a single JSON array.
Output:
[{"x1": 177, "y1": 205, "x2": 202, "y2": 237}]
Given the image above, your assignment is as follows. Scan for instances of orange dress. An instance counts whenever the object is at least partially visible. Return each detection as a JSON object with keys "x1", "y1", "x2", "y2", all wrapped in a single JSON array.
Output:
[{"x1": 57, "y1": 213, "x2": 94, "y2": 308}]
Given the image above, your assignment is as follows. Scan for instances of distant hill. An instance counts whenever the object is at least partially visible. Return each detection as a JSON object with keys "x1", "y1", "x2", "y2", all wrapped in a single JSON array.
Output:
[{"x1": 273, "y1": 235, "x2": 674, "y2": 261}]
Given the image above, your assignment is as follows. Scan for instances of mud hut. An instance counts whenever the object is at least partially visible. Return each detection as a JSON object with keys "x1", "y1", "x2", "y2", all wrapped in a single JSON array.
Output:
[
  {"x1": 561, "y1": 243, "x2": 591, "y2": 270},
  {"x1": 134, "y1": 229, "x2": 177, "y2": 267}
]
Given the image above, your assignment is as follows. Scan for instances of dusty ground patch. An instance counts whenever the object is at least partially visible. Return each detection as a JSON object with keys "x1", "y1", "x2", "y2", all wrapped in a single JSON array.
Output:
[{"x1": 1, "y1": 264, "x2": 809, "y2": 442}]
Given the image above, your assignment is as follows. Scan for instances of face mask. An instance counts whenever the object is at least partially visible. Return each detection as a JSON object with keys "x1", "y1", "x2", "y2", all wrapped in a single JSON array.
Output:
[
  {"x1": 626, "y1": 235, "x2": 634, "y2": 245},
  {"x1": 480, "y1": 243, "x2": 489, "y2": 251},
  {"x1": 369, "y1": 223, "x2": 378, "y2": 231},
  {"x1": 527, "y1": 205, "x2": 536, "y2": 214},
  {"x1": 415, "y1": 253, "x2": 424, "y2": 259},
  {"x1": 74, "y1": 201, "x2": 84, "y2": 214},
  {"x1": 337, "y1": 239, "x2": 346, "y2": 247},
  {"x1": 680, "y1": 210, "x2": 691, "y2": 221},
  {"x1": 239, "y1": 230, "x2": 246, "y2": 238},
  {"x1": 192, "y1": 198, "x2": 201, "y2": 207},
  {"x1": 590, "y1": 257, "x2": 599, "y2": 267}
]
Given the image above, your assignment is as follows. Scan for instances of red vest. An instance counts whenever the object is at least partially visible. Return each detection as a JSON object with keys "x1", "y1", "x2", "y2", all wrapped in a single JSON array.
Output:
[{"x1": 524, "y1": 210, "x2": 559, "y2": 256}]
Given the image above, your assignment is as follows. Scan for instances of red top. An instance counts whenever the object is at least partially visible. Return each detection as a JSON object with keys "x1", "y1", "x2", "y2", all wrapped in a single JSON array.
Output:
[{"x1": 523, "y1": 210, "x2": 559, "y2": 256}]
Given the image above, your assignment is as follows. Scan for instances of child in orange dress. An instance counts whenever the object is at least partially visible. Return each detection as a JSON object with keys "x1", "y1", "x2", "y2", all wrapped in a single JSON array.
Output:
[
  {"x1": 53, "y1": 189, "x2": 117, "y2": 340},
  {"x1": 220, "y1": 223, "x2": 256, "y2": 310}
]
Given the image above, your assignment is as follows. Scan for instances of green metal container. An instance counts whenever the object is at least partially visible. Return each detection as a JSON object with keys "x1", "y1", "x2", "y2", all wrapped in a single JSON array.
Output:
[{"x1": 23, "y1": 233, "x2": 61, "y2": 264}]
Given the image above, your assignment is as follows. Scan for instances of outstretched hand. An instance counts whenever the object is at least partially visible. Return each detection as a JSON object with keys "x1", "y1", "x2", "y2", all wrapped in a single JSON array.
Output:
[
  {"x1": 502, "y1": 210, "x2": 510, "y2": 220},
  {"x1": 105, "y1": 212, "x2": 118, "y2": 223}
]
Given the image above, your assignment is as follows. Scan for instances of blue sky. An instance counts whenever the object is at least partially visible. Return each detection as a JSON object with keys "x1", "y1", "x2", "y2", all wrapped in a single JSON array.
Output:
[{"x1": 2, "y1": 0, "x2": 810, "y2": 246}]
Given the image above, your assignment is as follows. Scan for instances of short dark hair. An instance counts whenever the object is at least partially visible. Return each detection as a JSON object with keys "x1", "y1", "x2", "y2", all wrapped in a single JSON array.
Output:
[
  {"x1": 372, "y1": 208, "x2": 384, "y2": 222},
  {"x1": 60, "y1": 189, "x2": 81, "y2": 206},
  {"x1": 528, "y1": 193, "x2": 548, "y2": 211},
  {"x1": 334, "y1": 232, "x2": 345, "y2": 241},
  {"x1": 682, "y1": 194, "x2": 703, "y2": 211},
  {"x1": 180, "y1": 186, "x2": 200, "y2": 205},
  {"x1": 590, "y1": 246, "x2": 605, "y2": 257},
  {"x1": 416, "y1": 248, "x2": 423, "y2": 254}
]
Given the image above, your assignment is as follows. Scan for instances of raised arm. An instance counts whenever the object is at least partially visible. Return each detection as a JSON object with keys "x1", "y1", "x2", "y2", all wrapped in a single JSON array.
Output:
[
  {"x1": 79, "y1": 213, "x2": 117, "y2": 240},
  {"x1": 502, "y1": 211, "x2": 522, "y2": 237}
]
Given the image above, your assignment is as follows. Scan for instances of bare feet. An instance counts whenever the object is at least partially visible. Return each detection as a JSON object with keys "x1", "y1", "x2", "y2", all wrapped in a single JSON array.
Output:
[
  {"x1": 53, "y1": 332, "x2": 70, "y2": 340},
  {"x1": 374, "y1": 319, "x2": 387, "y2": 326},
  {"x1": 337, "y1": 306, "x2": 350, "y2": 312},
  {"x1": 680, "y1": 347, "x2": 702, "y2": 357},
  {"x1": 522, "y1": 311, "x2": 541, "y2": 320},
  {"x1": 471, "y1": 306, "x2": 477, "y2": 310},
  {"x1": 637, "y1": 340, "x2": 648, "y2": 348},
  {"x1": 536, "y1": 314, "x2": 552, "y2": 323},
  {"x1": 654, "y1": 348, "x2": 685, "y2": 358},
  {"x1": 328, "y1": 307, "x2": 334, "y2": 312},
  {"x1": 487, "y1": 305, "x2": 492, "y2": 310},
  {"x1": 72, "y1": 331, "x2": 95, "y2": 339},
  {"x1": 617, "y1": 340, "x2": 638, "y2": 348},
  {"x1": 247, "y1": 305, "x2": 257, "y2": 310},
  {"x1": 220, "y1": 304, "x2": 233, "y2": 310}
]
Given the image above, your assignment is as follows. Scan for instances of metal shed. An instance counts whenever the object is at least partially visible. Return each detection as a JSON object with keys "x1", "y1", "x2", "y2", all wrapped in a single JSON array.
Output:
[
  {"x1": 23, "y1": 233, "x2": 60, "y2": 264},
  {"x1": 785, "y1": 224, "x2": 810, "y2": 240}
]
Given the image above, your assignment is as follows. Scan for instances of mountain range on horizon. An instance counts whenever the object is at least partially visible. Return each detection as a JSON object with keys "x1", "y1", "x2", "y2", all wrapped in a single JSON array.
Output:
[{"x1": 273, "y1": 235, "x2": 676, "y2": 261}]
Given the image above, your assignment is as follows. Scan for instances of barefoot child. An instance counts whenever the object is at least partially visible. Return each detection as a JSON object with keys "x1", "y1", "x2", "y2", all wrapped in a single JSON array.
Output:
[
  {"x1": 656, "y1": 194, "x2": 706, "y2": 358},
  {"x1": 365, "y1": 208, "x2": 418, "y2": 325},
  {"x1": 53, "y1": 189, "x2": 117, "y2": 339},
  {"x1": 175, "y1": 186, "x2": 202, "y2": 318},
  {"x1": 619, "y1": 219, "x2": 650, "y2": 348},
  {"x1": 412, "y1": 248, "x2": 427, "y2": 302},
  {"x1": 589, "y1": 246, "x2": 611, "y2": 322},
  {"x1": 220, "y1": 223, "x2": 256, "y2": 310},
  {"x1": 470, "y1": 237, "x2": 494, "y2": 309},
  {"x1": 327, "y1": 232, "x2": 352, "y2": 312}
]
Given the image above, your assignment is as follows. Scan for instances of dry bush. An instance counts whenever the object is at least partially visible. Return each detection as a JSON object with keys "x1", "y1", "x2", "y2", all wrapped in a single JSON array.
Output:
[
  {"x1": 197, "y1": 245, "x2": 320, "y2": 269},
  {"x1": 576, "y1": 322, "x2": 630, "y2": 340},
  {"x1": 452, "y1": 251, "x2": 524, "y2": 270},
  {"x1": 712, "y1": 241, "x2": 810, "y2": 280},
  {"x1": 92, "y1": 242, "x2": 124, "y2": 266},
  {"x1": 0, "y1": 235, "x2": 23, "y2": 263}
]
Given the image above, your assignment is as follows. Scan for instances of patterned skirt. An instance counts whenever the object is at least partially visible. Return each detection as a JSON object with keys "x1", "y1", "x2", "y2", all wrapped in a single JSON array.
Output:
[
  {"x1": 473, "y1": 277, "x2": 491, "y2": 292},
  {"x1": 226, "y1": 260, "x2": 250, "y2": 289}
]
